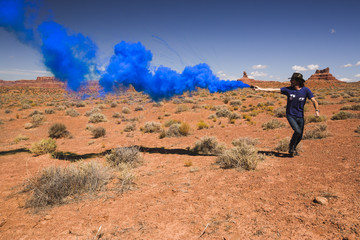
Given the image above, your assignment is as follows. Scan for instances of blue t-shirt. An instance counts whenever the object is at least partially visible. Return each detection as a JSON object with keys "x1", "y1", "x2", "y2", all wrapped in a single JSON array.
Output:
[{"x1": 280, "y1": 87, "x2": 314, "y2": 118}]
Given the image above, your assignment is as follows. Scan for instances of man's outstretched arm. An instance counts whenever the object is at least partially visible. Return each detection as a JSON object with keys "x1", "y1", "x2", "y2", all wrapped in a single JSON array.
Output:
[{"x1": 253, "y1": 85, "x2": 281, "y2": 93}]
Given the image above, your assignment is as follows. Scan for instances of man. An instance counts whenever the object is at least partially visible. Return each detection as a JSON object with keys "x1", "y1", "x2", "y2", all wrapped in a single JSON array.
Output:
[{"x1": 254, "y1": 73, "x2": 320, "y2": 156}]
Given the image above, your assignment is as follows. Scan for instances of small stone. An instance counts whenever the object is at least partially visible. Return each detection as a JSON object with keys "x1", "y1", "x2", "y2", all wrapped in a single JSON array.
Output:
[
  {"x1": 44, "y1": 215, "x2": 52, "y2": 220},
  {"x1": 313, "y1": 196, "x2": 328, "y2": 205}
]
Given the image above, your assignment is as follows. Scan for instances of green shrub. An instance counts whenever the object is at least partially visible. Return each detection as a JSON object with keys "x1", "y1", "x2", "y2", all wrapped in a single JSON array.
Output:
[
  {"x1": 262, "y1": 119, "x2": 285, "y2": 130},
  {"x1": 216, "y1": 144, "x2": 263, "y2": 170},
  {"x1": 23, "y1": 161, "x2": 110, "y2": 208},
  {"x1": 106, "y1": 147, "x2": 142, "y2": 168},
  {"x1": 91, "y1": 126, "x2": 106, "y2": 138},
  {"x1": 48, "y1": 123, "x2": 70, "y2": 139},
  {"x1": 88, "y1": 113, "x2": 107, "y2": 123},
  {"x1": 30, "y1": 138, "x2": 57, "y2": 156},
  {"x1": 192, "y1": 136, "x2": 225, "y2": 155},
  {"x1": 303, "y1": 124, "x2": 329, "y2": 140}
]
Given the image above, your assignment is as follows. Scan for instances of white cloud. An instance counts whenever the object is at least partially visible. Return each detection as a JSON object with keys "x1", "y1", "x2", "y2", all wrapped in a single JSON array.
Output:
[
  {"x1": 355, "y1": 74, "x2": 360, "y2": 78},
  {"x1": 0, "y1": 69, "x2": 53, "y2": 76},
  {"x1": 307, "y1": 64, "x2": 319, "y2": 70},
  {"x1": 216, "y1": 71, "x2": 236, "y2": 80},
  {"x1": 292, "y1": 65, "x2": 307, "y2": 72},
  {"x1": 339, "y1": 78, "x2": 354, "y2": 82},
  {"x1": 330, "y1": 28, "x2": 336, "y2": 34},
  {"x1": 249, "y1": 71, "x2": 267, "y2": 78},
  {"x1": 252, "y1": 64, "x2": 268, "y2": 69},
  {"x1": 343, "y1": 63, "x2": 353, "y2": 68},
  {"x1": 292, "y1": 64, "x2": 319, "y2": 72},
  {"x1": 356, "y1": 61, "x2": 360, "y2": 66}
]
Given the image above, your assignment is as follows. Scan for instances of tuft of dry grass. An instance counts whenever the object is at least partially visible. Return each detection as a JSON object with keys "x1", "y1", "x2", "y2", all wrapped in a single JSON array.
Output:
[
  {"x1": 88, "y1": 113, "x2": 107, "y2": 123},
  {"x1": 30, "y1": 138, "x2": 57, "y2": 156},
  {"x1": 48, "y1": 123, "x2": 70, "y2": 139},
  {"x1": 262, "y1": 119, "x2": 285, "y2": 130},
  {"x1": 91, "y1": 126, "x2": 106, "y2": 138},
  {"x1": 142, "y1": 122, "x2": 162, "y2": 133},
  {"x1": 23, "y1": 161, "x2": 111, "y2": 208},
  {"x1": 192, "y1": 136, "x2": 226, "y2": 155},
  {"x1": 106, "y1": 147, "x2": 142, "y2": 168},
  {"x1": 303, "y1": 124, "x2": 329, "y2": 140},
  {"x1": 216, "y1": 143, "x2": 264, "y2": 171}
]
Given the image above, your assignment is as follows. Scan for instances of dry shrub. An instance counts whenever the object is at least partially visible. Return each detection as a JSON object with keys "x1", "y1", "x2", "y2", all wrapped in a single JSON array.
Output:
[
  {"x1": 29, "y1": 109, "x2": 43, "y2": 117},
  {"x1": 165, "y1": 124, "x2": 181, "y2": 137},
  {"x1": 216, "y1": 107, "x2": 231, "y2": 118},
  {"x1": 142, "y1": 121, "x2": 162, "y2": 133},
  {"x1": 91, "y1": 126, "x2": 106, "y2": 138},
  {"x1": 23, "y1": 161, "x2": 110, "y2": 208},
  {"x1": 30, "y1": 138, "x2": 57, "y2": 156},
  {"x1": 275, "y1": 137, "x2": 290, "y2": 152},
  {"x1": 274, "y1": 107, "x2": 286, "y2": 118},
  {"x1": 124, "y1": 123, "x2": 136, "y2": 132},
  {"x1": 31, "y1": 114, "x2": 46, "y2": 127},
  {"x1": 88, "y1": 113, "x2": 107, "y2": 123},
  {"x1": 303, "y1": 124, "x2": 329, "y2": 140},
  {"x1": 229, "y1": 100, "x2": 242, "y2": 106},
  {"x1": 175, "y1": 105, "x2": 189, "y2": 113},
  {"x1": 305, "y1": 115, "x2": 327, "y2": 124},
  {"x1": 192, "y1": 136, "x2": 226, "y2": 155},
  {"x1": 197, "y1": 120, "x2": 209, "y2": 130},
  {"x1": 228, "y1": 112, "x2": 241, "y2": 121},
  {"x1": 164, "y1": 119, "x2": 181, "y2": 127},
  {"x1": 48, "y1": 123, "x2": 70, "y2": 139},
  {"x1": 117, "y1": 164, "x2": 136, "y2": 193},
  {"x1": 341, "y1": 104, "x2": 360, "y2": 110},
  {"x1": 134, "y1": 106, "x2": 144, "y2": 111},
  {"x1": 179, "y1": 122, "x2": 190, "y2": 136},
  {"x1": 122, "y1": 107, "x2": 131, "y2": 114},
  {"x1": 331, "y1": 111, "x2": 360, "y2": 120},
  {"x1": 232, "y1": 137, "x2": 258, "y2": 147},
  {"x1": 216, "y1": 144, "x2": 263, "y2": 170},
  {"x1": 85, "y1": 107, "x2": 101, "y2": 117},
  {"x1": 14, "y1": 134, "x2": 29, "y2": 143},
  {"x1": 106, "y1": 147, "x2": 142, "y2": 168},
  {"x1": 262, "y1": 119, "x2": 285, "y2": 130},
  {"x1": 45, "y1": 109, "x2": 55, "y2": 114},
  {"x1": 65, "y1": 108, "x2": 80, "y2": 117},
  {"x1": 110, "y1": 102, "x2": 117, "y2": 108},
  {"x1": 355, "y1": 125, "x2": 360, "y2": 134}
]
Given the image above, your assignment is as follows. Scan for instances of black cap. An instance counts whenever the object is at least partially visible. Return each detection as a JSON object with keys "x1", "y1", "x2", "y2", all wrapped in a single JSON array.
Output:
[{"x1": 288, "y1": 72, "x2": 305, "y2": 82}]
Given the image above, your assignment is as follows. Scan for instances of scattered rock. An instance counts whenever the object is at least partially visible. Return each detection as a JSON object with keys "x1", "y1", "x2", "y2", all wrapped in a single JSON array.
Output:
[{"x1": 313, "y1": 196, "x2": 328, "y2": 205}]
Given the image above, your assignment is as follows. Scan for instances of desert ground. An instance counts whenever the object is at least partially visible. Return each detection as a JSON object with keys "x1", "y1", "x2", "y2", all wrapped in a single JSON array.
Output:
[{"x1": 0, "y1": 82, "x2": 359, "y2": 239}]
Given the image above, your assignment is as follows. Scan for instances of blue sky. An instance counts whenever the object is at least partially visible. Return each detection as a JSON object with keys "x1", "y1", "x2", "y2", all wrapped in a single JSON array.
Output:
[{"x1": 1, "y1": 0, "x2": 360, "y2": 82}]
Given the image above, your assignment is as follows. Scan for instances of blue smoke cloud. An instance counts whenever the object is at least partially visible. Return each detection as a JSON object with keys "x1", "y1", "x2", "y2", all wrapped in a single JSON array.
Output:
[
  {"x1": 0, "y1": 0, "x2": 37, "y2": 46},
  {"x1": 100, "y1": 41, "x2": 250, "y2": 101},
  {"x1": 38, "y1": 21, "x2": 98, "y2": 91},
  {"x1": 1, "y1": 0, "x2": 250, "y2": 99}
]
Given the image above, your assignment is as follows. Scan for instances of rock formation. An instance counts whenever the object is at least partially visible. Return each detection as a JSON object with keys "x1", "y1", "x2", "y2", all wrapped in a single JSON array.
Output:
[{"x1": 307, "y1": 67, "x2": 340, "y2": 82}]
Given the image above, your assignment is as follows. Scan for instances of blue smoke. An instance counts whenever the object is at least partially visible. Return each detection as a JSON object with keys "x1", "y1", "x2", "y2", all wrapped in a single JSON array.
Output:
[
  {"x1": 0, "y1": 0, "x2": 98, "y2": 91},
  {"x1": 1, "y1": 0, "x2": 250, "y2": 99},
  {"x1": 0, "y1": 0, "x2": 38, "y2": 46},
  {"x1": 38, "y1": 21, "x2": 98, "y2": 91},
  {"x1": 100, "y1": 41, "x2": 250, "y2": 101}
]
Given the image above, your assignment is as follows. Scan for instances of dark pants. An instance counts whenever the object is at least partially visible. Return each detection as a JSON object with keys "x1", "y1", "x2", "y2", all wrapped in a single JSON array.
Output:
[{"x1": 286, "y1": 115, "x2": 304, "y2": 152}]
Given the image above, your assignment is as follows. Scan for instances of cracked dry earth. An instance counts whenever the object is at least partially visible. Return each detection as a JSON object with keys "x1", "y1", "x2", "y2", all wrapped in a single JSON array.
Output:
[{"x1": 0, "y1": 86, "x2": 359, "y2": 239}]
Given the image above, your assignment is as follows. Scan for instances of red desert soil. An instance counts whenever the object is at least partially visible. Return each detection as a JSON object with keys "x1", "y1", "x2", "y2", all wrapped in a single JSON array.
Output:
[{"x1": 0, "y1": 83, "x2": 359, "y2": 239}]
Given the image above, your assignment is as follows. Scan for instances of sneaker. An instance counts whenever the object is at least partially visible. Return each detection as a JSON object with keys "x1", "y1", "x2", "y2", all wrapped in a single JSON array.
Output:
[{"x1": 294, "y1": 150, "x2": 300, "y2": 156}]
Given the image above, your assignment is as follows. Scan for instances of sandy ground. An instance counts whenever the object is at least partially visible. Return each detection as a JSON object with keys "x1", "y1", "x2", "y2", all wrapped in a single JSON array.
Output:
[{"x1": 0, "y1": 85, "x2": 359, "y2": 239}]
